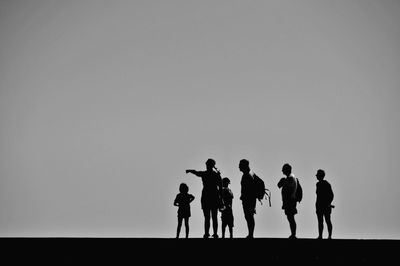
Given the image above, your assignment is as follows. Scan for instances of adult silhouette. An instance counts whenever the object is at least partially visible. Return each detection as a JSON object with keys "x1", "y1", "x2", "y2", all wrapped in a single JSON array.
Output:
[
  {"x1": 239, "y1": 159, "x2": 257, "y2": 238},
  {"x1": 315, "y1": 169, "x2": 334, "y2": 239},
  {"x1": 186, "y1": 159, "x2": 222, "y2": 238},
  {"x1": 277, "y1": 163, "x2": 298, "y2": 239}
]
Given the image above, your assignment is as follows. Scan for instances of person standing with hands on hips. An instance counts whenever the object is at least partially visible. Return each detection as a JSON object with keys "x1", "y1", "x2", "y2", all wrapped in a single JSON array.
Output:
[{"x1": 173, "y1": 183, "x2": 195, "y2": 238}]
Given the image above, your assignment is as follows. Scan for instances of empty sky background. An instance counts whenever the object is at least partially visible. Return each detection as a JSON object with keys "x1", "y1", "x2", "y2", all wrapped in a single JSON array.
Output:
[{"x1": 1, "y1": 0, "x2": 399, "y2": 239}]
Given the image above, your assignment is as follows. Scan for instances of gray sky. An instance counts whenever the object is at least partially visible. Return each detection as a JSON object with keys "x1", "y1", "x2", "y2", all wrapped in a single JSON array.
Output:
[{"x1": 0, "y1": 0, "x2": 399, "y2": 239}]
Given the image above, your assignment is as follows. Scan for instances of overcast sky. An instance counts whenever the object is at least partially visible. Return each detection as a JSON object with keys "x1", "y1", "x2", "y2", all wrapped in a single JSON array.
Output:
[{"x1": 1, "y1": 0, "x2": 399, "y2": 239}]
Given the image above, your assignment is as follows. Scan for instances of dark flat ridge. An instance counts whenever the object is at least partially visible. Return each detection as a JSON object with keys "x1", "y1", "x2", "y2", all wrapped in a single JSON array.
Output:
[{"x1": 1, "y1": 237, "x2": 399, "y2": 264}]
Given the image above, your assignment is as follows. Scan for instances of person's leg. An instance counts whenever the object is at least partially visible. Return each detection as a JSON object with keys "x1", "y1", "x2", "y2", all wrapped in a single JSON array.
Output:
[
  {"x1": 184, "y1": 217, "x2": 190, "y2": 238},
  {"x1": 287, "y1": 214, "x2": 296, "y2": 238},
  {"x1": 221, "y1": 221, "x2": 226, "y2": 238},
  {"x1": 248, "y1": 213, "x2": 255, "y2": 238},
  {"x1": 211, "y1": 207, "x2": 218, "y2": 238},
  {"x1": 176, "y1": 217, "x2": 183, "y2": 238},
  {"x1": 203, "y1": 208, "x2": 210, "y2": 238},
  {"x1": 244, "y1": 211, "x2": 255, "y2": 238},
  {"x1": 317, "y1": 212, "x2": 324, "y2": 239},
  {"x1": 242, "y1": 202, "x2": 254, "y2": 238},
  {"x1": 324, "y1": 212, "x2": 333, "y2": 239},
  {"x1": 230, "y1": 211, "x2": 234, "y2": 238}
]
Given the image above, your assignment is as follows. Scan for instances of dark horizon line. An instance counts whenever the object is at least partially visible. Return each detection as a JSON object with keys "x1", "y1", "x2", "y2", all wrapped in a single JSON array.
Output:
[{"x1": 0, "y1": 236, "x2": 399, "y2": 241}]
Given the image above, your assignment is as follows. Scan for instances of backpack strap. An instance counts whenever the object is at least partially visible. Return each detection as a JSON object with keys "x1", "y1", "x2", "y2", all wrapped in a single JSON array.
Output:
[{"x1": 258, "y1": 189, "x2": 271, "y2": 207}]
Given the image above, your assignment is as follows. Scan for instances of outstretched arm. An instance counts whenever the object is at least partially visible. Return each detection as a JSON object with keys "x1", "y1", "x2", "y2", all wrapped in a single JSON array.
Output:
[{"x1": 186, "y1": 169, "x2": 202, "y2": 177}]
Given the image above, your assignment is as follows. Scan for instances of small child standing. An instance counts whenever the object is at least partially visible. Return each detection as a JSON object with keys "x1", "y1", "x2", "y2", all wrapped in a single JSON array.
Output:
[
  {"x1": 220, "y1": 177, "x2": 234, "y2": 238},
  {"x1": 174, "y1": 183, "x2": 195, "y2": 238}
]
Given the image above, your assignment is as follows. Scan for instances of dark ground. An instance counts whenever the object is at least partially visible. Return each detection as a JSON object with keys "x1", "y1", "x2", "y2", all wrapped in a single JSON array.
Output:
[{"x1": 1, "y1": 237, "x2": 398, "y2": 265}]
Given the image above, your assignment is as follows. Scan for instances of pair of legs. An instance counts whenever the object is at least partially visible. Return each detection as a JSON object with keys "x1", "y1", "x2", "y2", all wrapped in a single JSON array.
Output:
[
  {"x1": 203, "y1": 207, "x2": 218, "y2": 238},
  {"x1": 284, "y1": 203, "x2": 297, "y2": 239},
  {"x1": 242, "y1": 199, "x2": 256, "y2": 238},
  {"x1": 176, "y1": 217, "x2": 189, "y2": 238},
  {"x1": 317, "y1": 211, "x2": 332, "y2": 239},
  {"x1": 286, "y1": 213, "x2": 297, "y2": 239},
  {"x1": 222, "y1": 222, "x2": 233, "y2": 238},
  {"x1": 221, "y1": 210, "x2": 234, "y2": 238}
]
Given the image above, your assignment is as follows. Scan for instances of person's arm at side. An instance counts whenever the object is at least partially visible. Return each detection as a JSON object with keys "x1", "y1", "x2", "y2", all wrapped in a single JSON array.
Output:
[
  {"x1": 328, "y1": 183, "x2": 334, "y2": 203},
  {"x1": 217, "y1": 175, "x2": 223, "y2": 194}
]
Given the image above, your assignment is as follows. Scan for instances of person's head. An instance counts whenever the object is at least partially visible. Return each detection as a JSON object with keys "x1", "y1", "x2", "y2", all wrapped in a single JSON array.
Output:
[
  {"x1": 239, "y1": 159, "x2": 250, "y2": 173},
  {"x1": 179, "y1": 183, "x2": 189, "y2": 194},
  {"x1": 205, "y1": 158, "x2": 216, "y2": 171},
  {"x1": 316, "y1": 169, "x2": 325, "y2": 181},
  {"x1": 222, "y1": 177, "x2": 230, "y2": 188},
  {"x1": 282, "y1": 163, "x2": 292, "y2": 176}
]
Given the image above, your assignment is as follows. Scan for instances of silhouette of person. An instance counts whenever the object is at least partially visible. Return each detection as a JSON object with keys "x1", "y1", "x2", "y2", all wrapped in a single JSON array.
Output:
[
  {"x1": 277, "y1": 163, "x2": 298, "y2": 239},
  {"x1": 186, "y1": 159, "x2": 222, "y2": 238},
  {"x1": 220, "y1": 177, "x2": 234, "y2": 238},
  {"x1": 315, "y1": 169, "x2": 334, "y2": 239},
  {"x1": 174, "y1": 183, "x2": 195, "y2": 238},
  {"x1": 239, "y1": 159, "x2": 257, "y2": 238}
]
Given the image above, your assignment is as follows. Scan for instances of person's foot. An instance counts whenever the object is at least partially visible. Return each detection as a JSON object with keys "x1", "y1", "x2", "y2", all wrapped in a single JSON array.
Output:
[
  {"x1": 203, "y1": 234, "x2": 210, "y2": 239},
  {"x1": 245, "y1": 235, "x2": 254, "y2": 239},
  {"x1": 288, "y1": 235, "x2": 297, "y2": 239},
  {"x1": 212, "y1": 234, "x2": 219, "y2": 239},
  {"x1": 317, "y1": 236, "x2": 322, "y2": 240}
]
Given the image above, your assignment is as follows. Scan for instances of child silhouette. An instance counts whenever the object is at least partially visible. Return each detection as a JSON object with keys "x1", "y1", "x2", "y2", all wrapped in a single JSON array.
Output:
[
  {"x1": 174, "y1": 183, "x2": 195, "y2": 238},
  {"x1": 220, "y1": 177, "x2": 234, "y2": 238}
]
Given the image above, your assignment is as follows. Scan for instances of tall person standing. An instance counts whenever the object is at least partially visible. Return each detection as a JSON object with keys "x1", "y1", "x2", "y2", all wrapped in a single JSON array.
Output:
[
  {"x1": 186, "y1": 159, "x2": 222, "y2": 238},
  {"x1": 239, "y1": 159, "x2": 257, "y2": 238},
  {"x1": 278, "y1": 163, "x2": 299, "y2": 239},
  {"x1": 315, "y1": 169, "x2": 334, "y2": 239}
]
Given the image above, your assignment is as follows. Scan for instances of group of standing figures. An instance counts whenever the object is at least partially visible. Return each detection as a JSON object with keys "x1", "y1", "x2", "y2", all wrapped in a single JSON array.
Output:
[{"x1": 173, "y1": 158, "x2": 334, "y2": 239}]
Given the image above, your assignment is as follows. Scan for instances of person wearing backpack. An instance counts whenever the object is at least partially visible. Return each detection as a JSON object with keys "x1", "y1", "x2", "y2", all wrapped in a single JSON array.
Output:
[
  {"x1": 239, "y1": 159, "x2": 257, "y2": 238},
  {"x1": 277, "y1": 163, "x2": 299, "y2": 239},
  {"x1": 315, "y1": 169, "x2": 334, "y2": 239}
]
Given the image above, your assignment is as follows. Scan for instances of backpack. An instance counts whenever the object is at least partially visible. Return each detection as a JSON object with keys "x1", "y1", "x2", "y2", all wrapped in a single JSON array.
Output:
[
  {"x1": 253, "y1": 174, "x2": 272, "y2": 207},
  {"x1": 295, "y1": 178, "x2": 303, "y2": 203}
]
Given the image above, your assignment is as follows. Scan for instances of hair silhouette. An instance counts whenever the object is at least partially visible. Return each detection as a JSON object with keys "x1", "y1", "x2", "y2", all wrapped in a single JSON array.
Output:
[{"x1": 179, "y1": 183, "x2": 189, "y2": 194}]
